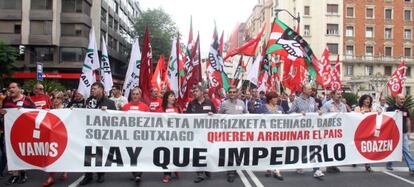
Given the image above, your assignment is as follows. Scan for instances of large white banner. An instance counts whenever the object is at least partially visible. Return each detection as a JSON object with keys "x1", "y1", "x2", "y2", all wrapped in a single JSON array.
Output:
[{"x1": 4, "y1": 109, "x2": 402, "y2": 172}]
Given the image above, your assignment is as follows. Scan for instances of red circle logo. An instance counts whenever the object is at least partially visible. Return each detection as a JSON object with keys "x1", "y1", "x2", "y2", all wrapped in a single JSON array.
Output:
[
  {"x1": 10, "y1": 111, "x2": 68, "y2": 167},
  {"x1": 354, "y1": 114, "x2": 399, "y2": 160}
]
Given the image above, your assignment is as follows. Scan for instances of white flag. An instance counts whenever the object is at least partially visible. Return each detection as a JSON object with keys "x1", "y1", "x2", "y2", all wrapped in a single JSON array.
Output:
[
  {"x1": 100, "y1": 37, "x2": 113, "y2": 94},
  {"x1": 167, "y1": 37, "x2": 179, "y2": 96},
  {"x1": 77, "y1": 27, "x2": 100, "y2": 98},
  {"x1": 246, "y1": 55, "x2": 262, "y2": 86},
  {"x1": 122, "y1": 38, "x2": 141, "y2": 98}
]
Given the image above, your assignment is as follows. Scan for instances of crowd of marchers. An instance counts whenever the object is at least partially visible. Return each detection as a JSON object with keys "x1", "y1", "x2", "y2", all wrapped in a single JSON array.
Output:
[{"x1": 0, "y1": 82, "x2": 413, "y2": 186}]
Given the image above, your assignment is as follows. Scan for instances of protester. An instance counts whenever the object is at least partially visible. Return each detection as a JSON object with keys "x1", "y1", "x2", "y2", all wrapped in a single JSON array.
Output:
[
  {"x1": 0, "y1": 82, "x2": 35, "y2": 185},
  {"x1": 110, "y1": 85, "x2": 128, "y2": 110},
  {"x1": 67, "y1": 91, "x2": 86, "y2": 108},
  {"x1": 260, "y1": 91, "x2": 284, "y2": 180},
  {"x1": 186, "y1": 85, "x2": 216, "y2": 183},
  {"x1": 42, "y1": 91, "x2": 68, "y2": 187},
  {"x1": 79, "y1": 82, "x2": 116, "y2": 185},
  {"x1": 373, "y1": 95, "x2": 389, "y2": 112},
  {"x1": 30, "y1": 83, "x2": 52, "y2": 109},
  {"x1": 161, "y1": 91, "x2": 181, "y2": 183},
  {"x1": 148, "y1": 87, "x2": 163, "y2": 112},
  {"x1": 354, "y1": 94, "x2": 376, "y2": 172},
  {"x1": 386, "y1": 94, "x2": 414, "y2": 175},
  {"x1": 247, "y1": 87, "x2": 264, "y2": 113},
  {"x1": 218, "y1": 86, "x2": 248, "y2": 183},
  {"x1": 288, "y1": 84, "x2": 325, "y2": 179},
  {"x1": 121, "y1": 87, "x2": 148, "y2": 184}
]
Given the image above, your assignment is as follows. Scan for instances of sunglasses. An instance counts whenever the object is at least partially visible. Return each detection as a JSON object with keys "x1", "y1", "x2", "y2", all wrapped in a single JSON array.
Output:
[{"x1": 228, "y1": 91, "x2": 236, "y2": 94}]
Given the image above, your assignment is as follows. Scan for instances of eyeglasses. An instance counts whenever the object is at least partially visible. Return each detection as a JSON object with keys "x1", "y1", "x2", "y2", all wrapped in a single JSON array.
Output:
[{"x1": 228, "y1": 91, "x2": 236, "y2": 94}]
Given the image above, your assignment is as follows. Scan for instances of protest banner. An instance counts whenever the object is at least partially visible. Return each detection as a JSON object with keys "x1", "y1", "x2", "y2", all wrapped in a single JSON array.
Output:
[{"x1": 4, "y1": 109, "x2": 402, "y2": 172}]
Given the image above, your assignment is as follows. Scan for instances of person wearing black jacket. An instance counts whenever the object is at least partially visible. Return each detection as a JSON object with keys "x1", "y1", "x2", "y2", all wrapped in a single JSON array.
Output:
[
  {"x1": 186, "y1": 85, "x2": 216, "y2": 183},
  {"x1": 79, "y1": 82, "x2": 116, "y2": 185}
]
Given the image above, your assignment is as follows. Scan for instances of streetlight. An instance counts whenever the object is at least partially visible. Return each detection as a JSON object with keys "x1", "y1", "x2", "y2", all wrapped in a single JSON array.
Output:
[{"x1": 274, "y1": 9, "x2": 300, "y2": 27}]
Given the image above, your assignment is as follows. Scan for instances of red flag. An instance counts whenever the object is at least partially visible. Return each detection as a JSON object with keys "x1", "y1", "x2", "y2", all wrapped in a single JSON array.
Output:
[
  {"x1": 330, "y1": 56, "x2": 342, "y2": 91},
  {"x1": 140, "y1": 26, "x2": 153, "y2": 103},
  {"x1": 225, "y1": 23, "x2": 266, "y2": 60},
  {"x1": 219, "y1": 31, "x2": 224, "y2": 55},
  {"x1": 151, "y1": 55, "x2": 166, "y2": 91},
  {"x1": 318, "y1": 47, "x2": 332, "y2": 89},
  {"x1": 190, "y1": 33, "x2": 202, "y2": 85},
  {"x1": 387, "y1": 61, "x2": 407, "y2": 97},
  {"x1": 281, "y1": 56, "x2": 306, "y2": 94}
]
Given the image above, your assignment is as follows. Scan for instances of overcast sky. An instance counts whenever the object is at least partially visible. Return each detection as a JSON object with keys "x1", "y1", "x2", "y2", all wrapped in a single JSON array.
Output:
[{"x1": 139, "y1": 0, "x2": 257, "y2": 57}]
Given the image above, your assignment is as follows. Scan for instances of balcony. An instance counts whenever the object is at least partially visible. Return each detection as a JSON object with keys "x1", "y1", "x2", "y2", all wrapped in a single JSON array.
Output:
[{"x1": 343, "y1": 55, "x2": 414, "y2": 65}]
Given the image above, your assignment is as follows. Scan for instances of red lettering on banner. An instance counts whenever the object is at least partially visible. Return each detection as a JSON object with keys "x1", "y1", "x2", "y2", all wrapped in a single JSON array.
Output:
[
  {"x1": 10, "y1": 111, "x2": 68, "y2": 167},
  {"x1": 354, "y1": 114, "x2": 399, "y2": 160},
  {"x1": 207, "y1": 131, "x2": 254, "y2": 143},
  {"x1": 256, "y1": 131, "x2": 310, "y2": 141}
]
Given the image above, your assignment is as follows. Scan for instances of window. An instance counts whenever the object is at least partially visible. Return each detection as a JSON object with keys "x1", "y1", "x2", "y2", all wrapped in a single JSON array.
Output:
[
  {"x1": 327, "y1": 43, "x2": 338, "y2": 54},
  {"x1": 405, "y1": 48, "x2": 411, "y2": 57},
  {"x1": 14, "y1": 24, "x2": 21, "y2": 34},
  {"x1": 346, "y1": 7, "x2": 354, "y2": 17},
  {"x1": 385, "y1": 46, "x2": 392, "y2": 56},
  {"x1": 366, "y1": 65, "x2": 374, "y2": 76},
  {"x1": 346, "y1": 26, "x2": 354, "y2": 37},
  {"x1": 405, "y1": 86, "x2": 411, "y2": 96},
  {"x1": 304, "y1": 25, "x2": 310, "y2": 36},
  {"x1": 366, "y1": 46, "x2": 373, "y2": 56},
  {"x1": 327, "y1": 4, "x2": 338, "y2": 15},
  {"x1": 346, "y1": 45, "x2": 354, "y2": 56},
  {"x1": 0, "y1": 0, "x2": 22, "y2": 9},
  {"x1": 347, "y1": 65, "x2": 353, "y2": 75},
  {"x1": 61, "y1": 24, "x2": 89, "y2": 37},
  {"x1": 366, "y1": 8, "x2": 374, "y2": 18},
  {"x1": 34, "y1": 47, "x2": 54, "y2": 61},
  {"x1": 405, "y1": 29, "x2": 412, "y2": 40},
  {"x1": 385, "y1": 8, "x2": 392, "y2": 19},
  {"x1": 326, "y1": 24, "x2": 339, "y2": 35},
  {"x1": 405, "y1": 10, "x2": 412, "y2": 21},
  {"x1": 62, "y1": 0, "x2": 83, "y2": 13},
  {"x1": 385, "y1": 28, "x2": 392, "y2": 39},
  {"x1": 60, "y1": 47, "x2": 85, "y2": 62},
  {"x1": 407, "y1": 67, "x2": 411, "y2": 77},
  {"x1": 30, "y1": 21, "x2": 52, "y2": 35},
  {"x1": 304, "y1": 6, "x2": 310, "y2": 16},
  {"x1": 114, "y1": 20, "x2": 118, "y2": 31},
  {"x1": 101, "y1": 8, "x2": 107, "y2": 23},
  {"x1": 365, "y1": 27, "x2": 374, "y2": 38},
  {"x1": 0, "y1": 21, "x2": 21, "y2": 34},
  {"x1": 31, "y1": 0, "x2": 52, "y2": 10},
  {"x1": 384, "y1": 66, "x2": 392, "y2": 76},
  {"x1": 108, "y1": 15, "x2": 113, "y2": 28}
]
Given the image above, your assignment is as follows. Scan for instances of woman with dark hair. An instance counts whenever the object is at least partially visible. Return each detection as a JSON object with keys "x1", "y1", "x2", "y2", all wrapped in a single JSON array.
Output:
[
  {"x1": 354, "y1": 94, "x2": 376, "y2": 172},
  {"x1": 260, "y1": 92, "x2": 284, "y2": 180},
  {"x1": 161, "y1": 91, "x2": 181, "y2": 182}
]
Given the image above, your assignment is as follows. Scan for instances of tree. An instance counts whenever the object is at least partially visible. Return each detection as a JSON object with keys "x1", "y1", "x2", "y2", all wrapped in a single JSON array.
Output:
[
  {"x1": 23, "y1": 79, "x2": 66, "y2": 94},
  {"x1": 133, "y1": 8, "x2": 178, "y2": 61},
  {"x1": 0, "y1": 41, "x2": 18, "y2": 88}
]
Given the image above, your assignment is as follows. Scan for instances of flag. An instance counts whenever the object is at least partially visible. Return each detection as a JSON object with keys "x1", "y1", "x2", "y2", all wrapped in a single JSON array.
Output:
[
  {"x1": 387, "y1": 61, "x2": 407, "y2": 97},
  {"x1": 181, "y1": 18, "x2": 196, "y2": 102},
  {"x1": 206, "y1": 25, "x2": 230, "y2": 92},
  {"x1": 266, "y1": 18, "x2": 320, "y2": 86},
  {"x1": 191, "y1": 33, "x2": 202, "y2": 85},
  {"x1": 78, "y1": 27, "x2": 100, "y2": 98},
  {"x1": 140, "y1": 26, "x2": 153, "y2": 103},
  {"x1": 167, "y1": 35, "x2": 184, "y2": 97},
  {"x1": 224, "y1": 23, "x2": 266, "y2": 60},
  {"x1": 151, "y1": 55, "x2": 167, "y2": 91},
  {"x1": 246, "y1": 54, "x2": 262, "y2": 86},
  {"x1": 100, "y1": 36, "x2": 113, "y2": 94},
  {"x1": 331, "y1": 56, "x2": 342, "y2": 91},
  {"x1": 123, "y1": 37, "x2": 141, "y2": 98},
  {"x1": 281, "y1": 56, "x2": 306, "y2": 94},
  {"x1": 319, "y1": 47, "x2": 332, "y2": 89},
  {"x1": 232, "y1": 55, "x2": 244, "y2": 86}
]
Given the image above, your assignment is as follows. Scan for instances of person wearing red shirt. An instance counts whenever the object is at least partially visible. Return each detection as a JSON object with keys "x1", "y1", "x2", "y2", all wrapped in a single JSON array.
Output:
[
  {"x1": 161, "y1": 91, "x2": 181, "y2": 183},
  {"x1": 30, "y1": 83, "x2": 52, "y2": 109},
  {"x1": 148, "y1": 87, "x2": 163, "y2": 112},
  {"x1": 122, "y1": 88, "x2": 149, "y2": 112}
]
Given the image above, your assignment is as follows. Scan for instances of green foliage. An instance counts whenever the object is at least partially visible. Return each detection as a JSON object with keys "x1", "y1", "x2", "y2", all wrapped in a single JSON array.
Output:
[
  {"x1": 386, "y1": 95, "x2": 414, "y2": 109},
  {"x1": 342, "y1": 92, "x2": 358, "y2": 107},
  {"x1": 0, "y1": 41, "x2": 18, "y2": 88},
  {"x1": 23, "y1": 79, "x2": 66, "y2": 94},
  {"x1": 133, "y1": 8, "x2": 178, "y2": 61}
]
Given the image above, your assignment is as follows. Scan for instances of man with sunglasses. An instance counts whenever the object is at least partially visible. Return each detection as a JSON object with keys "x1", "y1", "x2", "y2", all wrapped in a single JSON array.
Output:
[
  {"x1": 187, "y1": 85, "x2": 216, "y2": 183},
  {"x1": 218, "y1": 86, "x2": 248, "y2": 183},
  {"x1": 30, "y1": 83, "x2": 52, "y2": 109}
]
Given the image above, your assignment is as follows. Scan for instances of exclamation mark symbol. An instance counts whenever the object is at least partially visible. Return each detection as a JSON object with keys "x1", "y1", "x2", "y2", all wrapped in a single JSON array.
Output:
[
  {"x1": 374, "y1": 113, "x2": 383, "y2": 137},
  {"x1": 33, "y1": 111, "x2": 47, "y2": 139}
]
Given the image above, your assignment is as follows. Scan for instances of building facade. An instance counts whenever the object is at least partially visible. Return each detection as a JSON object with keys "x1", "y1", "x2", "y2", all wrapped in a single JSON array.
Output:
[
  {"x1": 343, "y1": 0, "x2": 414, "y2": 97},
  {"x1": 0, "y1": 0, "x2": 140, "y2": 88}
]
